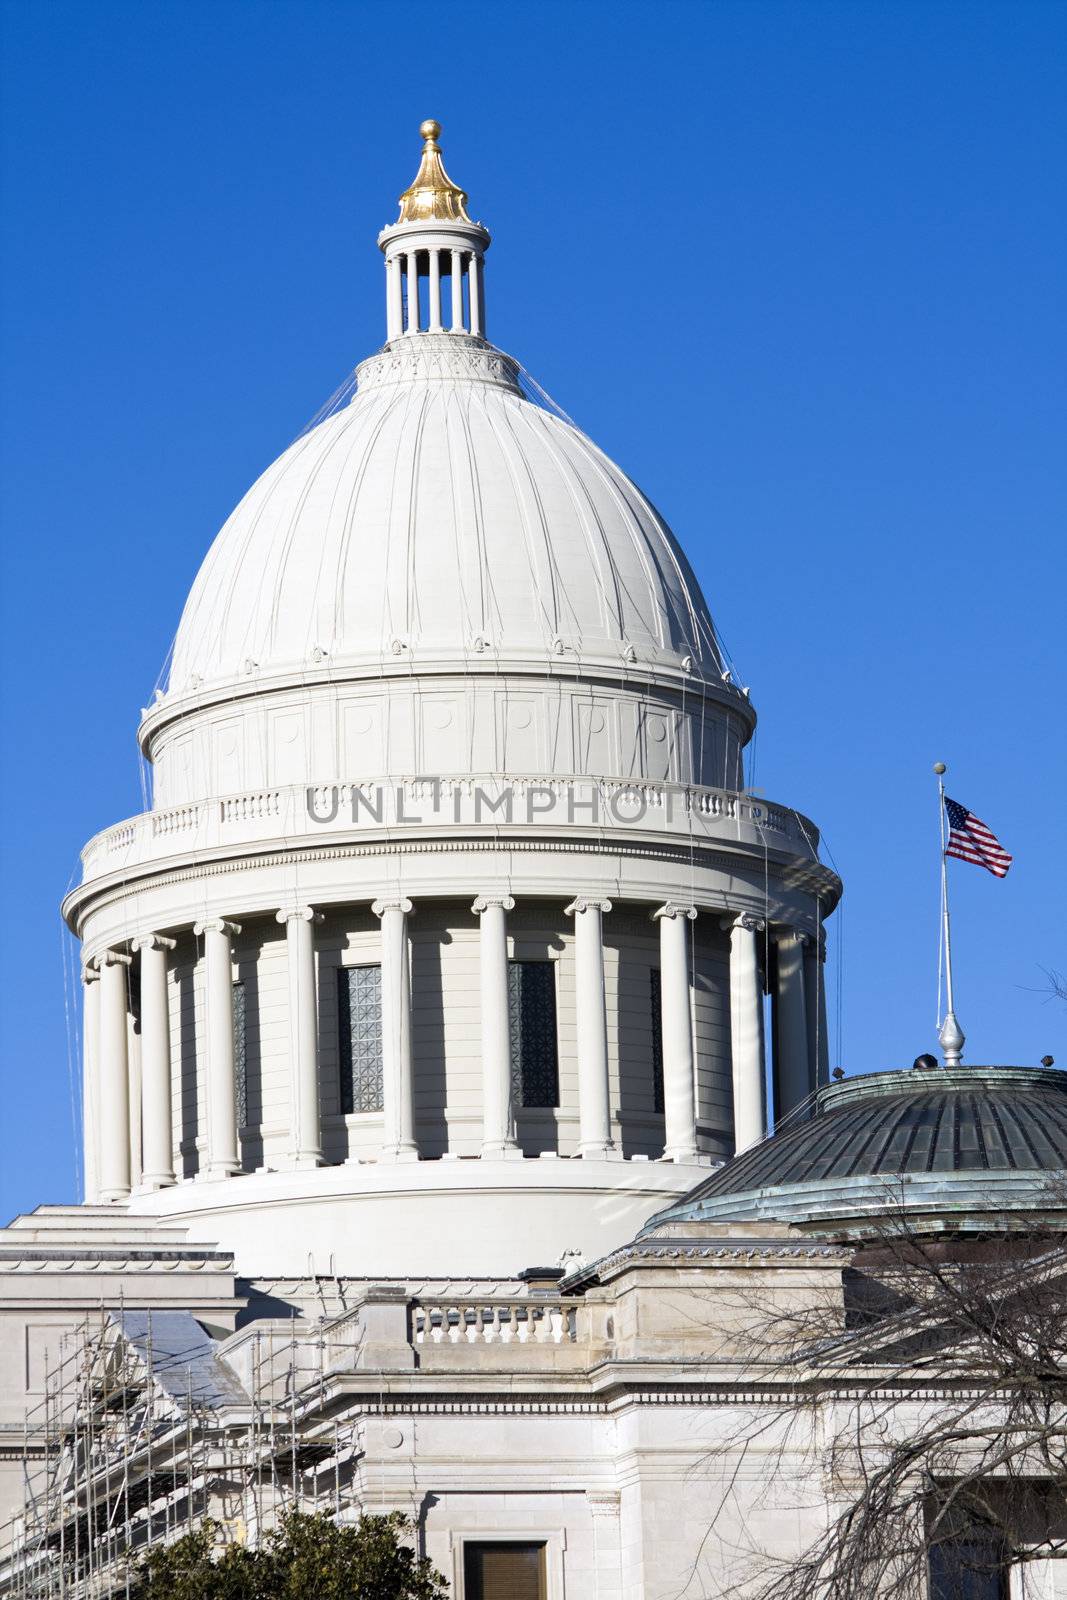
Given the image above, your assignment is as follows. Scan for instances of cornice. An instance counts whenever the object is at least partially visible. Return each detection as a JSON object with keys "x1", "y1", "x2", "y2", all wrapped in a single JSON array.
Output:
[
  {"x1": 65, "y1": 834, "x2": 841, "y2": 935},
  {"x1": 565, "y1": 1237, "x2": 853, "y2": 1289}
]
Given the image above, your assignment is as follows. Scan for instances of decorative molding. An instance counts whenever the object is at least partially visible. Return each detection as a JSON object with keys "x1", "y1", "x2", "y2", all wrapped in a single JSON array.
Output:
[{"x1": 355, "y1": 335, "x2": 521, "y2": 395}]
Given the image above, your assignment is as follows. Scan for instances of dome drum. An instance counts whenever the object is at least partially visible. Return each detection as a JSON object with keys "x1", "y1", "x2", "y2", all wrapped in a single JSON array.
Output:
[{"x1": 140, "y1": 673, "x2": 753, "y2": 811}]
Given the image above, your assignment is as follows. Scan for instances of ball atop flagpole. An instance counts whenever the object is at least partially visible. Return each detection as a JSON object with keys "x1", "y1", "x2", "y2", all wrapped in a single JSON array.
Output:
[{"x1": 933, "y1": 762, "x2": 946, "y2": 775}]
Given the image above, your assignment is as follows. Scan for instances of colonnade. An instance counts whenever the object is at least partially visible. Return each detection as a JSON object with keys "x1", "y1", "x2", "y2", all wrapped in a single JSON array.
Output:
[
  {"x1": 384, "y1": 247, "x2": 485, "y2": 341},
  {"x1": 81, "y1": 898, "x2": 823, "y2": 1203}
]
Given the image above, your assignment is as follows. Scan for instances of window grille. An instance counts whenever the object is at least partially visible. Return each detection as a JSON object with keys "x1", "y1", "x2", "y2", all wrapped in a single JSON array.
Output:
[
  {"x1": 232, "y1": 980, "x2": 248, "y2": 1128},
  {"x1": 463, "y1": 1541, "x2": 546, "y2": 1600},
  {"x1": 650, "y1": 966, "x2": 664, "y2": 1113},
  {"x1": 337, "y1": 965, "x2": 384, "y2": 1115},
  {"x1": 508, "y1": 961, "x2": 559, "y2": 1109}
]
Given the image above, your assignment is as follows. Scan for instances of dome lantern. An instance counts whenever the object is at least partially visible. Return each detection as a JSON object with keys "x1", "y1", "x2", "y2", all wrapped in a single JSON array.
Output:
[{"x1": 377, "y1": 120, "x2": 491, "y2": 341}]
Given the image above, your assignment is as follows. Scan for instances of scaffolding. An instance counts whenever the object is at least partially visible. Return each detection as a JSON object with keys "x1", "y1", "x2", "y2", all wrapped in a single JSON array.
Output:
[{"x1": 0, "y1": 1303, "x2": 366, "y2": 1599}]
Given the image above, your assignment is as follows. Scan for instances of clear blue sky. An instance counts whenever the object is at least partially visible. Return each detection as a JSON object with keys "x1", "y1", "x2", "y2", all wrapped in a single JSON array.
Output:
[{"x1": 1, "y1": 0, "x2": 1064, "y2": 1221}]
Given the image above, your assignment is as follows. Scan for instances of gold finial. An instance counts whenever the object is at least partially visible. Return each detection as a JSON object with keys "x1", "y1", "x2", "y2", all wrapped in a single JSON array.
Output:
[{"x1": 397, "y1": 119, "x2": 471, "y2": 223}]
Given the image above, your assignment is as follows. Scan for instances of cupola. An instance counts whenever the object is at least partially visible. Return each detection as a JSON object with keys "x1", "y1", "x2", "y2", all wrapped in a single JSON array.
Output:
[{"x1": 377, "y1": 120, "x2": 491, "y2": 340}]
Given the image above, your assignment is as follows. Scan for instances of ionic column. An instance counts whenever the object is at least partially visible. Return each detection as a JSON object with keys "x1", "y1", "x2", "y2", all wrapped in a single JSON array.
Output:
[
  {"x1": 427, "y1": 249, "x2": 443, "y2": 332},
  {"x1": 722, "y1": 914, "x2": 766, "y2": 1153},
  {"x1": 127, "y1": 1006, "x2": 142, "y2": 1191},
  {"x1": 277, "y1": 906, "x2": 323, "y2": 1169},
  {"x1": 405, "y1": 253, "x2": 420, "y2": 333},
  {"x1": 133, "y1": 934, "x2": 176, "y2": 1189},
  {"x1": 97, "y1": 950, "x2": 132, "y2": 1202},
  {"x1": 773, "y1": 928, "x2": 810, "y2": 1123},
  {"x1": 652, "y1": 904, "x2": 699, "y2": 1162},
  {"x1": 372, "y1": 898, "x2": 418, "y2": 1162},
  {"x1": 386, "y1": 255, "x2": 403, "y2": 341},
  {"x1": 564, "y1": 897, "x2": 617, "y2": 1158},
  {"x1": 469, "y1": 252, "x2": 483, "y2": 337},
  {"x1": 194, "y1": 919, "x2": 242, "y2": 1178},
  {"x1": 81, "y1": 962, "x2": 101, "y2": 1203},
  {"x1": 472, "y1": 896, "x2": 520, "y2": 1159},
  {"x1": 450, "y1": 250, "x2": 464, "y2": 331}
]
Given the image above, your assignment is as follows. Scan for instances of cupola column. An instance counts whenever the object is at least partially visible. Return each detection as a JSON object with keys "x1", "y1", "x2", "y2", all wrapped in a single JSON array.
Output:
[
  {"x1": 277, "y1": 907, "x2": 324, "y2": 1169},
  {"x1": 134, "y1": 934, "x2": 176, "y2": 1189},
  {"x1": 373, "y1": 898, "x2": 419, "y2": 1162},
  {"x1": 386, "y1": 255, "x2": 404, "y2": 341},
  {"x1": 97, "y1": 950, "x2": 132, "y2": 1202},
  {"x1": 469, "y1": 253, "x2": 484, "y2": 337},
  {"x1": 81, "y1": 961, "x2": 101, "y2": 1203},
  {"x1": 450, "y1": 250, "x2": 464, "y2": 331},
  {"x1": 405, "y1": 254, "x2": 420, "y2": 334},
  {"x1": 472, "y1": 896, "x2": 521, "y2": 1159},
  {"x1": 427, "y1": 249, "x2": 443, "y2": 331},
  {"x1": 564, "y1": 898, "x2": 617, "y2": 1159},
  {"x1": 194, "y1": 919, "x2": 242, "y2": 1178},
  {"x1": 652, "y1": 904, "x2": 699, "y2": 1161},
  {"x1": 723, "y1": 914, "x2": 767, "y2": 1152},
  {"x1": 772, "y1": 928, "x2": 811, "y2": 1123}
]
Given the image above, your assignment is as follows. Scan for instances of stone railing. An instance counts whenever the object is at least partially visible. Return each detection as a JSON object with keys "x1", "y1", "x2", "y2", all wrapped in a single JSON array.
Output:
[
  {"x1": 410, "y1": 1297, "x2": 579, "y2": 1346},
  {"x1": 78, "y1": 776, "x2": 823, "y2": 884}
]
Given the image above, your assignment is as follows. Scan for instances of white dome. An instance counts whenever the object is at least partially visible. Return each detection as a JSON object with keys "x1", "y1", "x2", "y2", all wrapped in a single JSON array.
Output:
[{"x1": 168, "y1": 339, "x2": 726, "y2": 696}]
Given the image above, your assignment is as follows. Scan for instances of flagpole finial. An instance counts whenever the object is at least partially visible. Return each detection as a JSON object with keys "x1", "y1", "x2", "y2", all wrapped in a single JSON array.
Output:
[
  {"x1": 933, "y1": 762, "x2": 946, "y2": 775},
  {"x1": 939, "y1": 1010, "x2": 965, "y2": 1068}
]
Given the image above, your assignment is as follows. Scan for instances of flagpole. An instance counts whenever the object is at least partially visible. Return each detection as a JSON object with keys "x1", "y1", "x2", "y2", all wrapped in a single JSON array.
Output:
[{"x1": 933, "y1": 762, "x2": 964, "y2": 1067}]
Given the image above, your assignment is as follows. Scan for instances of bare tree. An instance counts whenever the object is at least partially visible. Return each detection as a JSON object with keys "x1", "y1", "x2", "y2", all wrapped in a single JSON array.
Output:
[{"x1": 696, "y1": 1187, "x2": 1067, "y2": 1600}]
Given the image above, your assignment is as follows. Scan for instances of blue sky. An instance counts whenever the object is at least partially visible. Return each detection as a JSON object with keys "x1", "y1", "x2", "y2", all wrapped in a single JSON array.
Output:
[{"x1": 1, "y1": 0, "x2": 1064, "y2": 1221}]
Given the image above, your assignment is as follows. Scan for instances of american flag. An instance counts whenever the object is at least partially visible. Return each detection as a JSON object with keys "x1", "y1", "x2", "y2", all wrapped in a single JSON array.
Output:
[{"x1": 944, "y1": 797, "x2": 1013, "y2": 878}]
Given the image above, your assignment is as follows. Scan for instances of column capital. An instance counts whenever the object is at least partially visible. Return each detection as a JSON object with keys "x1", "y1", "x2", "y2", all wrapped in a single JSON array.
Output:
[
  {"x1": 586, "y1": 1490, "x2": 622, "y2": 1518},
  {"x1": 772, "y1": 925, "x2": 811, "y2": 948},
  {"x1": 193, "y1": 918, "x2": 241, "y2": 938},
  {"x1": 132, "y1": 933, "x2": 177, "y2": 954},
  {"x1": 564, "y1": 897, "x2": 612, "y2": 917},
  {"x1": 721, "y1": 912, "x2": 766, "y2": 934},
  {"x1": 275, "y1": 904, "x2": 323, "y2": 926},
  {"x1": 98, "y1": 949, "x2": 132, "y2": 968},
  {"x1": 81, "y1": 959, "x2": 101, "y2": 983},
  {"x1": 652, "y1": 902, "x2": 697, "y2": 922},
  {"x1": 471, "y1": 895, "x2": 515, "y2": 915},
  {"x1": 372, "y1": 897, "x2": 413, "y2": 919}
]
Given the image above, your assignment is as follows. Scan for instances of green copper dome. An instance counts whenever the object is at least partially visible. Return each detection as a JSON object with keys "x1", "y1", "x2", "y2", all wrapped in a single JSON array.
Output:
[{"x1": 641, "y1": 1065, "x2": 1067, "y2": 1239}]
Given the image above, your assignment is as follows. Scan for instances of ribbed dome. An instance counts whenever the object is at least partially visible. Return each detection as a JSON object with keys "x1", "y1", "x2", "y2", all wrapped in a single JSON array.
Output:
[
  {"x1": 168, "y1": 339, "x2": 725, "y2": 697},
  {"x1": 642, "y1": 1067, "x2": 1067, "y2": 1236}
]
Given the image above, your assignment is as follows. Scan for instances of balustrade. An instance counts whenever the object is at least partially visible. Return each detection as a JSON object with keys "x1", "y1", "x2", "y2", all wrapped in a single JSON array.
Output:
[
  {"x1": 410, "y1": 1299, "x2": 576, "y2": 1345},
  {"x1": 80, "y1": 777, "x2": 818, "y2": 886}
]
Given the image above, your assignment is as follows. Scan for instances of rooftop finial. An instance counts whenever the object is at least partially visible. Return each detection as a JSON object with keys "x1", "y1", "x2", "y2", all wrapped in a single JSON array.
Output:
[{"x1": 397, "y1": 119, "x2": 471, "y2": 224}]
